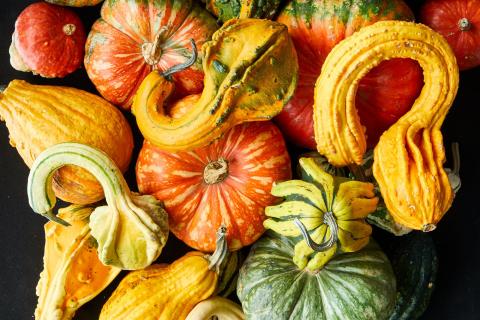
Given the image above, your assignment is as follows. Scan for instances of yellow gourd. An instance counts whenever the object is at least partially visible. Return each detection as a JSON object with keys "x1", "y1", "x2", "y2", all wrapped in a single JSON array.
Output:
[
  {"x1": 35, "y1": 205, "x2": 120, "y2": 320},
  {"x1": 314, "y1": 21, "x2": 459, "y2": 231},
  {"x1": 132, "y1": 18, "x2": 298, "y2": 152},
  {"x1": 186, "y1": 297, "x2": 245, "y2": 320},
  {"x1": 100, "y1": 227, "x2": 228, "y2": 320},
  {"x1": 0, "y1": 80, "x2": 133, "y2": 204}
]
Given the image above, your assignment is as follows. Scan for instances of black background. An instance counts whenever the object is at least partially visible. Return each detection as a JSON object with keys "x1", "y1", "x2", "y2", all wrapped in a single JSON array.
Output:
[{"x1": 1, "y1": 0, "x2": 479, "y2": 319}]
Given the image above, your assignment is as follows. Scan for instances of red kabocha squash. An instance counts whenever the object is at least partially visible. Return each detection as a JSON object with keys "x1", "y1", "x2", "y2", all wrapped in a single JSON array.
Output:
[
  {"x1": 9, "y1": 2, "x2": 85, "y2": 78},
  {"x1": 274, "y1": 0, "x2": 423, "y2": 149},
  {"x1": 84, "y1": 0, "x2": 218, "y2": 109},
  {"x1": 421, "y1": 0, "x2": 480, "y2": 71},
  {"x1": 136, "y1": 121, "x2": 291, "y2": 252}
]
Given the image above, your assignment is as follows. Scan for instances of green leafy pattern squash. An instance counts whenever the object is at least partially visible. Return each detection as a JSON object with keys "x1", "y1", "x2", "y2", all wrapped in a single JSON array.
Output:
[
  {"x1": 237, "y1": 232, "x2": 396, "y2": 320},
  {"x1": 206, "y1": 0, "x2": 282, "y2": 22}
]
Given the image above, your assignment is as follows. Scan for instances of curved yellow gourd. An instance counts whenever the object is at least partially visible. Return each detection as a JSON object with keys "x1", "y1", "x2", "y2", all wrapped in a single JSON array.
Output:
[
  {"x1": 314, "y1": 21, "x2": 459, "y2": 231},
  {"x1": 132, "y1": 18, "x2": 297, "y2": 152}
]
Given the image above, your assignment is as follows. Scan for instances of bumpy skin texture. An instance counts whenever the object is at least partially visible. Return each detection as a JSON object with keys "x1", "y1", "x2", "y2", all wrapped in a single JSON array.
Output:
[
  {"x1": 132, "y1": 18, "x2": 298, "y2": 151},
  {"x1": 10, "y1": 2, "x2": 85, "y2": 78},
  {"x1": 45, "y1": 0, "x2": 103, "y2": 6},
  {"x1": 0, "y1": 80, "x2": 133, "y2": 205},
  {"x1": 237, "y1": 233, "x2": 396, "y2": 320},
  {"x1": 206, "y1": 0, "x2": 282, "y2": 22},
  {"x1": 84, "y1": 0, "x2": 217, "y2": 109},
  {"x1": 136, "y1": 121, "x2": 291, "y2": 252},
  {"x1": 314, "y1": 21, "x2": 459, "y2": 231},
  {"x1": 421, "y1": 0, "x2": 480, "y2": 70},
  {"x1": 265, "y1": 157, "x2": 377, "y2": 271},
  {"x1": 274, "y1": 0, "x2": 423, "y2": 149},
  {"x1": 35, "y1": 205, "x2": 120, "y2": 320},
  {"x1": 100, "y1": 249, "x2": 222, "y2": 320}
]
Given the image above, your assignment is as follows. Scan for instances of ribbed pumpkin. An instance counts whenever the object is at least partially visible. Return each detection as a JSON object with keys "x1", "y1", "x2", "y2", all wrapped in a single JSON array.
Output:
[
  {"x1": 274, "y1": 0, "x2": 423, "y2": 149},
  {"x1": 99, "y1": 227, "x2": 229, "y2": 320},
  {"x1": 237, "y1": 232, "x2": 396, "y2": 320},
  {"x1": 45, "y1": 0, "x2": 103, "y2": 6},
  {"x1": 9, "y1": 2, "x2": 85, "y2": 78},
  {"x1": 0, "y1": 80, "x2": 133, "y2": 205},
  {"x1": 84, "y1": 0, "x2": 217, "y2": 109},
  {"x1": 206, "y1": 0, "x2": 282, "y2": 22},
  {"x1": 136, "y1": 121, "x2": 291, "y2": 252},
  {"x1": 421, "y1": 0, "x2": 480, "y2": 70}
]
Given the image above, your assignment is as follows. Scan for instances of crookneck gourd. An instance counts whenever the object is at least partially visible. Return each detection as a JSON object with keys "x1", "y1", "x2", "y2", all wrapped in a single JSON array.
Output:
[
  {"x1": 99, "y1": 227, "x2": 230, "y2": 320},
  {"x1": 264, "y1": 157, "x2": 378, "y2": 271},
  {"x1": 35, "y1": 205, "x2": 120, "y2": 320},
  {"x1": 0, "y1": 80, "x2": 133, "y2": 205},
  {"x1": 27, "y1": 143, "x2": 169, "y2": 270},
  {"x1": 237, "y1": 232, "x2": 396, "y2": 320},
  {"x1": 132, "y1": 18, "x2": 298, "y2": 152},
  {"x1": 314, "y1": 21, "x2": 459, "y2": 231}
]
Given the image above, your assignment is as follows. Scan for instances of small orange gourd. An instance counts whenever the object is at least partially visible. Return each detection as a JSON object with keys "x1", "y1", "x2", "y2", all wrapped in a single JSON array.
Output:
[{"x1": 314, "y1": 21, "x2": 459, "y2": 231}]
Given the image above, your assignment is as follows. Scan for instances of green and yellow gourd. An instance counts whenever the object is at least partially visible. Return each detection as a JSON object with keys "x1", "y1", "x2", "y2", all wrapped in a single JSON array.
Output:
[
  {"x1": 264, "y1": 157, "x2": 378, "y2": 270},
  {"x1": 206, "y1": 0, "x2": 282, "y2": 22},
  {"x1": 237, "y1": 232, "x2": 396, "y2": 320},
  {"x1": 27, "y1": 143, "x2": 169, "y2": 270},
  {"x1": 133, "y1": 18, "x2": 298, "y2": 152}
]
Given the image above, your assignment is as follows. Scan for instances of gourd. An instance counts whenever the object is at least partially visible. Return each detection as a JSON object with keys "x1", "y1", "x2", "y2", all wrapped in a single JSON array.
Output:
[
  {"x1": 27, "y1": 143, "x2": 169, "y2": 270},
  {"x1": 45, "y1": 0, "x2": 103, "y2": 6},
  {"x1": 136, "y1": 121, "x2": 291, "y2": 252},
  {"x1": 314, "y1": 21, "x2": 459, "y2": 231},
  {"x1": 84, "y1": 0, "x2": 217, "y2": 109},
  {"x1": 10, "y1": 2, "x2": 85, "y2": 78},
  {"x1": 132, "y1": 18, "x2": 298, "y2": 151},
  {"x1": 206, "y1": 0, "x2": 282, "y2": 22},
  {"x1": 186, "y1": 297, "x2": 245, "y2": 320},
  {"x1": 264, "y1": 157, "x2": 377, "y2": 271},
  {"x1": 99, "y1": 227, "x2": 229, "y2": 320},
  {"x1": 0, "y1": 80, "x2": 133, "y2": 204},
  {"x1": 274, "y1": 0, "x2": 423, "y2": 149},
  {"x1": 388, "y1": 232, "x2": 438, "y2": 320},
  {"x1": 35, "y1": 205, "x2": 120, "y2": 320},
  {"x1": 237, "y1": 232, "x2": 396, "y2": 320},
  {"x1": 421, "y1": 0, "x2": 480, "y2": 70}
]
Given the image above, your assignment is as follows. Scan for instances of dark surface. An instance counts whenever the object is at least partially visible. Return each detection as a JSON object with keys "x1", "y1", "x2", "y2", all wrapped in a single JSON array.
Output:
[{"x1": 0, "y1": 0, "x2": 479, "y2": 319}]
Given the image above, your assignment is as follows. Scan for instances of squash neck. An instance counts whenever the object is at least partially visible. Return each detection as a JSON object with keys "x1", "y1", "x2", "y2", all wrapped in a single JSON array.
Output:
[
  {"x1": 458, "y1": 18, "x2": 472, "y2": 31},
  {"x1": 203, "y1": 158, "x2": 229, "y2": 184}
]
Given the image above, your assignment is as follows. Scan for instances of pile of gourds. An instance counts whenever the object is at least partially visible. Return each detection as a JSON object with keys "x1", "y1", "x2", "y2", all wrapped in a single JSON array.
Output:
[{"x1": 0, "y1": 0, "x2": 477, "y2": 318}]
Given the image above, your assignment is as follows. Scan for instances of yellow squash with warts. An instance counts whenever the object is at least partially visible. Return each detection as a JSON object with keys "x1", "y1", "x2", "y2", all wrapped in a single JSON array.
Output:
[
  {"x1": 0, "y1": 80, "x2": 133, "y2": 205},
  {"x1": 100, "y1": 227, "x2": 228, "y2": 320},
  {"x1": 264, "y1": 157, "x2": 377, "y2": 271},
  {"x1": 314, "y1": 21, "x2": 459, "y2": 231},
  {"x1": 27, "y1": 143, "x2": 169, "y2": 270},
  {"x1": 35, "y1": 205, "x2": 120, "y2": 320},
  {"x1": 132, "y1": 18, "x2": 297, "y2": 151}
]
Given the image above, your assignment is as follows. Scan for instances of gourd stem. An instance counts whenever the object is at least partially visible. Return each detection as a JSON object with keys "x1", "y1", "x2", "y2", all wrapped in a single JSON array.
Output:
[
  {"x1": 162, "y1": 39, "x2": 197, "y2": 78},
  {"x1": 451, "y1": 142, "x2": 460, "y2": 175},
  {"x1": 208, "y1": 225, "x2": 228, "y2": 273},
  {"x1": 294, "y1": 212, "x2": 338, "y2": 252},
  {"x1": 348, "y1": 164, "x2": 367, "y2": 182},
  {"x1": 203, "y1": 158, "x2": 229, "y2": 184},
  {"x1": 458, "y1": 18, "x2": 471, "y2": 31}
]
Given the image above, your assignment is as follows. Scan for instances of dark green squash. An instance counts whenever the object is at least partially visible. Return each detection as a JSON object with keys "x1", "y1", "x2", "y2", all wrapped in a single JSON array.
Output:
[
  {"x1": 388, "y1": 232, "x2": 438, "y2": 320},
  {"x1": 237, "y1": 232, "x2": 396, "y2": 320}
]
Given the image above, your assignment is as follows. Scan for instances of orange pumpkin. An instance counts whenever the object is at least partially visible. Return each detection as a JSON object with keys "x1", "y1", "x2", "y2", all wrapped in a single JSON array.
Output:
[{"x1": 136, "y1": 121, "x2": 291, "y2": 252}]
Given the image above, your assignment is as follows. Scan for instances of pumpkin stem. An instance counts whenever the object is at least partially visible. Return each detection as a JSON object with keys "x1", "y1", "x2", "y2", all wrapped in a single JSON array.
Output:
[
  {"x1": 458, "y1": 18, "x2": 472, "y2": 31},
  {"x1": 203, "y1": 158, "x2": 229, "y2": 184},
  {"x1": 142, "y1": 27, "x2": 168, "y2": 67},
  {"x1": 63, "y1": 24, "x2": 76, "y2": 36},
  {"x1": 162, "y1": 39, "x2": 197, "y2": 78},
  {"x1": 294, "y1": 212, "x2": 338, "y2": 252},
  {"x1": 447, "y1": 142, "x2": 461, "y2": 194},
  {"x1": 207, "y1": 225, "x2": 228, "y2": 273}
]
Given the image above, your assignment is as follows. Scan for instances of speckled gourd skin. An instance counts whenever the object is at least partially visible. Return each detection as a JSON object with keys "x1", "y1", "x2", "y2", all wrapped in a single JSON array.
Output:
[{"x1": 237, "y1": 232, "x2": 396, "y2": 320}]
